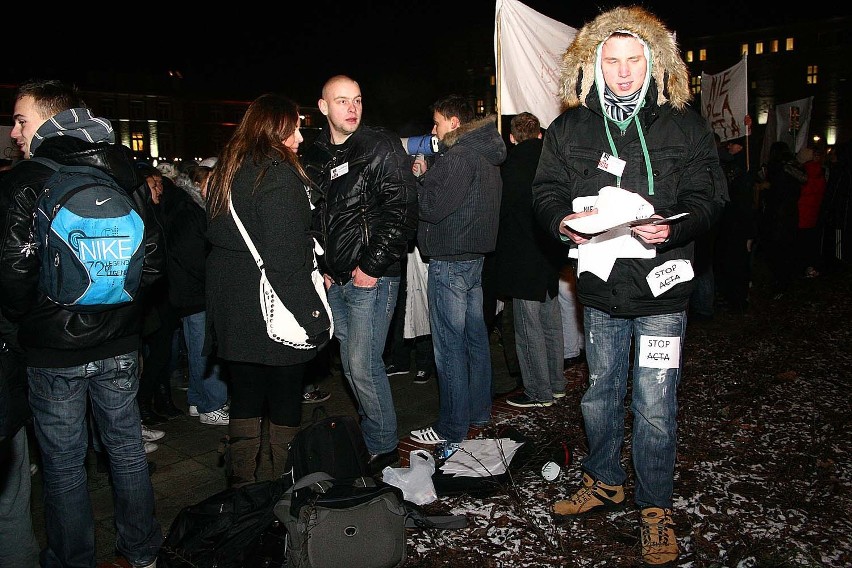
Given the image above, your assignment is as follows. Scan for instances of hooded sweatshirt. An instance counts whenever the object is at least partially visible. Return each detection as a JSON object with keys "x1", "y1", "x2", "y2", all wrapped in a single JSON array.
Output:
[
  {"x1": 417, "y1": 115, "x2": 507, "y2": 260},
  {"x1": 532, "y1": 6, "x2": 728, "y2": 317}
]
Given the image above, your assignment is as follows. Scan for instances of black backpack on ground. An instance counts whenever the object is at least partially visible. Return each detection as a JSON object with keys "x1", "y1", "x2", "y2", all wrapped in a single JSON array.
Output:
[
  {"x1": 284, "y1": 409, "x2": 370, "y2": 481},
  {"x1": 157, "y1": 478, "x2": 289, "y2": 568}
]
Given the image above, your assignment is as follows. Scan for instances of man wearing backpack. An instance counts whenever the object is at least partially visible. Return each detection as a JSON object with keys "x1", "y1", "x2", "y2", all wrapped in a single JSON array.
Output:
[{"x1": 0, "y1": 80, "x2": 164, "y2": 567}]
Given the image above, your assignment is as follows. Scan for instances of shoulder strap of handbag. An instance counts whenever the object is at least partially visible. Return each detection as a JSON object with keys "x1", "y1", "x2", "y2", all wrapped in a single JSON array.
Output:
[
  {"x1": 228, "y1": 195, "x2": 264, "y2": 271},
  {"x1": 273, "y1": 472, "x2": 375, "y2": 521}
]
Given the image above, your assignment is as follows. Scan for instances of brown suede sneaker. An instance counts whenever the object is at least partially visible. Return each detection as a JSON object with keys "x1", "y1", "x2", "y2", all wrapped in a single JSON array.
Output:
[
  {"x1": 552, "y1": 472, "x2": 625, "y2": 520},
  {"x1": 640, "y1": 507, "x2": 679, "y2": 566}
]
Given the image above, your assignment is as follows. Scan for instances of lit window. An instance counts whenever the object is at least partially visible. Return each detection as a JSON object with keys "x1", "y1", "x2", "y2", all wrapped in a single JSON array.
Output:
[
  {"x1": 477, "y1": 99, "x2": 484, "y2": 114},
  {"x1": 690, "y1": 75, "x2": 701, "y2": 95},
  {"x1": 807, "y1": 65, "x2": 818, "y2": 85},
  {"x1": 786, "y1": 37, "x2": 794, "y2": 50},
  {"x1": 686, "y1": 50, "x2": 693, "y2": 63},
  {"x1": 131, "y1": 132, "x2": 145, "y2": 153},
  {"x1": 755, "y1": 42, "x2": 764, "y2": 55},
  {"x1": 490, "y1": 75, "x2": 495, "y2": 86},
  {"x1": 771, "y1": 39, "x2": 779, "y2": 53},
  {"x1": 699, "y1": 49, "x2": 706, "y2": 61},
  {"x1": 740, "y1": 44, "x2": 748, "y2": 56}
]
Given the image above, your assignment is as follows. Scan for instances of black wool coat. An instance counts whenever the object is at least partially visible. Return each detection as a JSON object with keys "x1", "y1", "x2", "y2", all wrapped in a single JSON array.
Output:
[
  {"x1": 495, "y1": 138, "x2": 565, "y2": 301},
  {"x1": 205, "y1": 157, "x2": 330, "y2": 366}
]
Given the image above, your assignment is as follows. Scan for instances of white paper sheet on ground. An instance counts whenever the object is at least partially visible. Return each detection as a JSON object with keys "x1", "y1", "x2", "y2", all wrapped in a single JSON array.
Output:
[{"x1": 439, "y1": 438, "x2": 525, "y2": 477}]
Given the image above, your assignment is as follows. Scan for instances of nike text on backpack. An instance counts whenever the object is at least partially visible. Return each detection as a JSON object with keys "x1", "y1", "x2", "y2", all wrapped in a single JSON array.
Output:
[{"x1": 31, "y1": 157, "x2": 145, "y2": 311}]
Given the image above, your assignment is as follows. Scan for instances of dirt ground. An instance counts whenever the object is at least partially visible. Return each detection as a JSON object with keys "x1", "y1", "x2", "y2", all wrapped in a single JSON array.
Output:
[{"x1": 402, "y1": 257, "x2": 852, "y2": 567}]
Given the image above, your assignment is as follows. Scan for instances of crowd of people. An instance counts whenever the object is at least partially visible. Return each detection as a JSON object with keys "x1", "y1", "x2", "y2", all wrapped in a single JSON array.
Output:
[{"x1": 1, "y1": 5, "x2": 850, "y2": 568}]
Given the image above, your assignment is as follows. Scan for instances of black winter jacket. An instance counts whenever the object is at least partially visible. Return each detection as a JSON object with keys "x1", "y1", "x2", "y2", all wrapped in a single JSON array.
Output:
[
  {"x1": 495, "y1": 138, "x2": 565, "y2": 301},
  {"x1": 303, "y1": 125, "x2": 418, "y2": 285},
  {"x1": 0, "y1": 313, "x2": 27, "y2": 452},
  {"x1": 0, "y1": 137, "x2": 165, "y2": 367},
  {"x1": 417, "y1": 116, "x2": 506, "y2": 260},
  {"x1": 205, "y1": 157, "x2": 329, "y2": 366},
  {"x1": 165, "y1": 182, "x2": 208, "y2": 317},
  {"x1": 533, "y1": 87, "x2": 727, "y2": 317}
]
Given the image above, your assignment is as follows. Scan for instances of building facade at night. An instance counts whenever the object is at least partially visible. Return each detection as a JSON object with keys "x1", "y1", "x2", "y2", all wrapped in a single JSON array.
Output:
[{"x1": 1, "y1": 16, "x2": 847, "y2": 164}]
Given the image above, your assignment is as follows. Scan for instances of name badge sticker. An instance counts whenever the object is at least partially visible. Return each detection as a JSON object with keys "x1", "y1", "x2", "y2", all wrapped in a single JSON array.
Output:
[
  {"x1": 597, "y1": 153, "x2": 626, "y2": 177},
  {"x1": 646, "y1": 259, "x2": 694, "y2": 297},
  {"x1": 638, "y1": 335, "x2": 681, "y2": 369},
  {"x1": 330, "y1": 162, "x2": 349, "y2": 180}
]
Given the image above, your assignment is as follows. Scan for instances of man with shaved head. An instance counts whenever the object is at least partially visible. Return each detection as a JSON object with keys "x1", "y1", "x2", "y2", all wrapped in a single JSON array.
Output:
[{"x1": 303, "y1": 75, "x2": 418, "y2": 474}]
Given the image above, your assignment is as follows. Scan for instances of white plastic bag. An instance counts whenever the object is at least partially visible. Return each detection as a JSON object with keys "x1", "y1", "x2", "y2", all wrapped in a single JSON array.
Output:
[{"x1": 381, "y1": 449, "x2": 437, "y2": 505}]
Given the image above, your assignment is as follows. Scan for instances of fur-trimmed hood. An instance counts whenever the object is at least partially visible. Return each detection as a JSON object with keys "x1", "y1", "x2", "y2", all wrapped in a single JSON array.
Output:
[
  {"x1": 442, "y1": 115, "x2": 496, "y2": 147},
  {"x1": 559, "y1": 6, "x2": 690, "y2": 111},
  {"x1": 439, "y1": 114, "x2": 506, "y2": 166}
]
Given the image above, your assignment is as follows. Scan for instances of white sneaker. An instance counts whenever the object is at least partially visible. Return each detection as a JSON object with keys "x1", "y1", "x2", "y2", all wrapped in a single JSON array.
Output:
[
  {"x1": 144, "y1": 441, "x2": 159, "y2": 454},
  {"x1": 141, "y1": 423, "x2": 165, "y2": 442},
  {"x1": 410, "y1": 426, "x2": 447, "y2": 445},
  {"x1": 189, "y1": 405, "x2": 199, "y2": 417},
  {"x1": 199, "y1": 407, "x2": 230, "y2": 425}
]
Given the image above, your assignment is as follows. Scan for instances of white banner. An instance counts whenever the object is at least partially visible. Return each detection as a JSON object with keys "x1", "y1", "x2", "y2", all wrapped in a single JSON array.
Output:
[
  {"x1": 701, "y1": 55, "x2": 749, "y2": 143},
  {"x1": 495, "y1": 0, "x2": 577, "y2": 128},
  {"x1": 1, "y1": 126, "x2": 23, "y2": 162},
  {"x1": 775, "y1": 96, "x2": 813, "y2": 154}
]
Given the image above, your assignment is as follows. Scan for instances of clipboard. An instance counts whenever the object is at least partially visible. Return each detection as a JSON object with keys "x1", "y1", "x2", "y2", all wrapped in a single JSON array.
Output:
[{"x1": 565, "y1": 212, "x2": 688, "y2": 235}]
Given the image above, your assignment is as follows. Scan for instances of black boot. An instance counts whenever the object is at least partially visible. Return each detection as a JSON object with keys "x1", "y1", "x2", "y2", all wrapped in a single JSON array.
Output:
[
  {"x1": 140, "y1": 402, "x2": 166, "y2": 426},
  {"x1": 153, "y1": 384, "x2": 183, "y2": 419}
]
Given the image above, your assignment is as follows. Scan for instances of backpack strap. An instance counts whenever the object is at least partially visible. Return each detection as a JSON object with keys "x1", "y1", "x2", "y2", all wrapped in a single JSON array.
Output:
[
  {"x1": 403, "y1": 503, "x2": 468, "y2": 530},
  {"x1": 28, "y1": 156, "x2": 61, "y2": 171},
  {"x1": 273, "y1": 471, "x2": 334, "y2": 523}
]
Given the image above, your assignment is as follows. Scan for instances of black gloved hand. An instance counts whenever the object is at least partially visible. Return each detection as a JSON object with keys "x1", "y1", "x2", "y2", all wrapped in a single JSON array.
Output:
[{"x1": 306, "y1": 329, "x2": 330, "y2": 348}]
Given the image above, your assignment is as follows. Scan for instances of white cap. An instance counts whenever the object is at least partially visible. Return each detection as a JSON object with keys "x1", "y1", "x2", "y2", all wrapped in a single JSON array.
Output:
[{"x1": 541, "y1": 461, "x2": 562, "y2": 481}]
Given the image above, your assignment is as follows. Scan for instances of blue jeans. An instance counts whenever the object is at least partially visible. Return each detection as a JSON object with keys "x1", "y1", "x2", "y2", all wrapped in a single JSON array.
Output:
[
  {"x1": 690, "y1": 265, "x2": 715, "y2": 317},
  {"x1": 28, "y1": 352, "x2": 163, "y2": 568},
  {"x1": 513, "y1": 294, "x2": 564, "y2": 401},
  {"x1": 581, "y1": 308, "x2": 686, "y2": 509},
  {"x1": 428, "y1": 259, "x2": 492, "y2": 442},
  {"x1": 327, "y1": 277, "x2": 400, "y2": 455},
  {"x1": 0, "y1": 428, "x2": 40, "y2": 568},
  {"x1": 559, "y1": 265, "x2": 585, "y2": 358},
  {"x1": 182, "y1": 311, "x2": 228, "y2": 413}
]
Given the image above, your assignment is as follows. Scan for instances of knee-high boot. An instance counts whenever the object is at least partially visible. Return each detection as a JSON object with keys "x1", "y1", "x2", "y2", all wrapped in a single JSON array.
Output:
[
  {"x1": 226, "y1": 418, "x2": 262, "y2": 488},
  {"x1": 269, "y1": 423, "x2": 300, "y2": 479}
]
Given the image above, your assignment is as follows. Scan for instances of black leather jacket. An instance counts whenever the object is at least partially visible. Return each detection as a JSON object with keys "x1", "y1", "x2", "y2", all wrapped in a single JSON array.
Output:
[
  {"x1": 303, "y1": 125, "x2": 418, "y2": 285},
  {"x1": 0, "y1": 137, "x2": 165, "y2": 367}
]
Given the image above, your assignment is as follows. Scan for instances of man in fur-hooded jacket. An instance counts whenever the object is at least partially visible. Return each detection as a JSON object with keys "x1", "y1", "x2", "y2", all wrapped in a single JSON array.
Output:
[
  {"x1": 410, "y1": 95, "x2": 506, "y2": 448},
  {"x1": 532, "y1": 7, "x2": 727, "y2": 565}
]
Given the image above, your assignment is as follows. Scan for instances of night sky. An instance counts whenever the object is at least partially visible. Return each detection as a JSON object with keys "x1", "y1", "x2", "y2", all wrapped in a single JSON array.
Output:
[{"x1": 6, "y1": 1, "x2": 841, "y2": 135}]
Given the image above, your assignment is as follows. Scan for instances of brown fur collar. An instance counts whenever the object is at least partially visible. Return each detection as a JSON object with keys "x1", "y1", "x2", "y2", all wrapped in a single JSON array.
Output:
[
  {"x1": 442, "y1": 115, "x2": 499, "y2": 148},
  {"x1": 559, "y1": 6, "x2": 690, "y2": 111}
]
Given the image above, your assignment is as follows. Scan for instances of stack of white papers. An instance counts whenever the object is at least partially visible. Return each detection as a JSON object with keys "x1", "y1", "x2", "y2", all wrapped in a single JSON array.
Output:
[
  {"x1": 564, "y1": 186, "x2": 657, "y2": 281},
  {"x1": 439, "y1": 438, "x2": 524, "y2": 477}
]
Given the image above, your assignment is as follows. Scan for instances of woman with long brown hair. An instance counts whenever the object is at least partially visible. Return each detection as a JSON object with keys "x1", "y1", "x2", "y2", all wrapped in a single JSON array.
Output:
[{"x1": 205, "y1": 93, "x2": 331, "y2": 486}]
